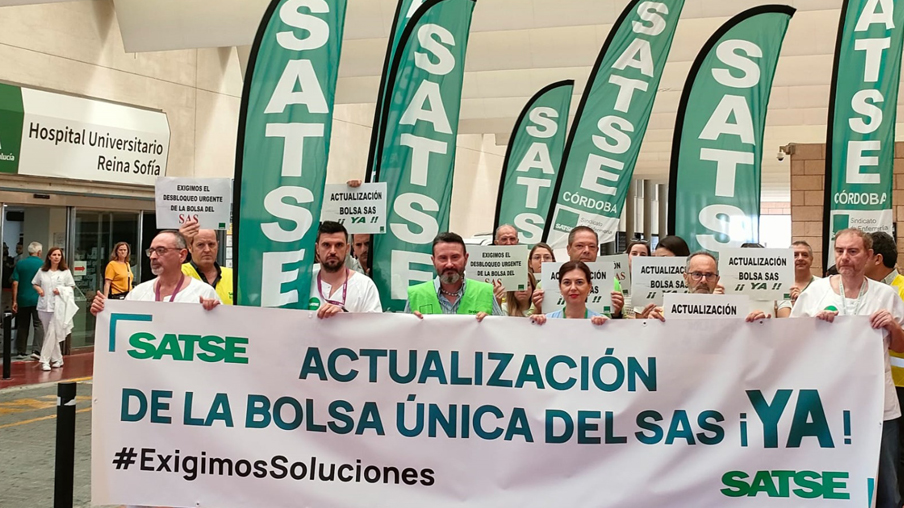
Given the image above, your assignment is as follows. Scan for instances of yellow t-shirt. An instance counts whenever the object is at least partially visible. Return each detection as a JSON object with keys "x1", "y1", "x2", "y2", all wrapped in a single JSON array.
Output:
[
  {"x1": 889, "y1": 274, "x2": 904, "y2": 387},
  {"x1": 104, "y1": 261, "x2": 133, "y2": 295},
  {"x1": 182, "y1": 262, "x2": 234, "y2": 305}
]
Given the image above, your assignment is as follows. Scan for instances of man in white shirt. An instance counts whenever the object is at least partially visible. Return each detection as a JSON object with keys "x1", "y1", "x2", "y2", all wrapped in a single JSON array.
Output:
[
  {"x1": 791, "y1": 228, "x2": 904, "y2": 508},
  {"x1": 91, "y1": 230, "x2": 220, "y2": 315},
  {"x1": 310, "y1": 221, "x2": 382, "y2": 318}
]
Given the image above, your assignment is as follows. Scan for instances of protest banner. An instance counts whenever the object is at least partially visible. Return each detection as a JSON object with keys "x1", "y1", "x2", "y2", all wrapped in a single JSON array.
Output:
[
  {"x1": 465, "y1": 245, "x2": 528, "y2": 291},
  {"x1": 320, "y1": 182, "x2": 387, "y2": 234},
  {"x1": 155, "y1": 177, "x2": 232, "y2": 229},
  {"x1": 540, "y1": 261, "x2": 613, "y2": 314},
  {"x1": 94, "y1": 302, "x2": 884, "y2": 507},
  {"x1": 631, "y1": 256, "x2": 687, "y2": 307},
  {"x1": 718, "y1": 248, "x2": 794, "y2": 301},
  {"x1": 663, "y1": 293, "x2": 751, "y2": 320}
]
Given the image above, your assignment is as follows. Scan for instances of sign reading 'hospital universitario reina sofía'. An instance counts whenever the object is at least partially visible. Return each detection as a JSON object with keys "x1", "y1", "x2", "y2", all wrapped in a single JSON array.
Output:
[{"x1": 0, "y1": 82, "x2": 170, "y2": 186}]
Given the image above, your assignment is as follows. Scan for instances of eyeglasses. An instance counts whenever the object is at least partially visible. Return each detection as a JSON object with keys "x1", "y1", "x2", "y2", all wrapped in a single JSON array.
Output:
[
  {"x1": 146, "y1": 247, "x2": 180, "y2": 257},
  {"x1": 688, "y1": 271, "x2": 719, "y2": 281}
]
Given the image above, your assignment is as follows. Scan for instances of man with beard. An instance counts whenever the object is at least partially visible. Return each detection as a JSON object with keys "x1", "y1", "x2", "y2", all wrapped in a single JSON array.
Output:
[
  {"x1": 641, "y1": 251, "x2": 768, "y2": 322},
  {"x1": 531, "y1": 226, "x2": 624, "y2": 316},
  {"x1": 90, "y1": 231, "x2": 219, "y2": 315},
  {"x1": 179, "y1": 219, "x2": 233, "y2": 304},
  {"x1": 405, "y1": 232, "x2": 503, "y2": 320},
  {"x1": 791, "y1": 228, "x2": 904, "y2": 508},
  {"x1": 310, "y1": 221, "x2": 381, "y2": 318}
]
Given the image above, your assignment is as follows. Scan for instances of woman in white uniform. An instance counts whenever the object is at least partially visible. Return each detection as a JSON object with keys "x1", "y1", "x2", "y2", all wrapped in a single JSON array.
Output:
[{"x1": 32, "y1": 247, "x2": 76, "y2": 371}]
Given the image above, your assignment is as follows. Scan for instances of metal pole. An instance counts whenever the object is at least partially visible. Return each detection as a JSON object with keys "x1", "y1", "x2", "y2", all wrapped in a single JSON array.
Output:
[
  {"x1": 54, "y1": 382, "x2": 77, "y2": 508},
  {"x1": 2, "y1": 312, "x2": 12, "y2": 380}
]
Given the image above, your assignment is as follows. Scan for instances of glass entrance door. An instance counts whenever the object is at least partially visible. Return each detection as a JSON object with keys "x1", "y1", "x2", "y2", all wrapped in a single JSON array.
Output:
[{"x1": 70, "y1": 210, "x2": 140, "y2": 348}]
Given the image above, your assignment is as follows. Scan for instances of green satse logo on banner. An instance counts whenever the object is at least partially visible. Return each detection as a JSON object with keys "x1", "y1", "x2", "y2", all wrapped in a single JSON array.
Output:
[
  {"x1": 365, "y1": 0, "x2": 426, "y2": 182},
  {"x1": 544, "y1": 0, "x2": 684, "y2": 249},
  {"x1": 370, "y1": 0, "x2": 476, "y2": 311},
  {"x1": 494, "y1": 81, "x2": 573, "y2": 245},
  {"x1": 233, "y1": 0, "x2": 347, "y2": 307},
  {"x1": 825, "y1": 0, "x2": 904, "y2": 265},
  {"x1": 668, "y1": 7, "x2": 794, "y2": 253},
  {"x1": 0, "y1": 83, "x2": 24, "y2": 175}
]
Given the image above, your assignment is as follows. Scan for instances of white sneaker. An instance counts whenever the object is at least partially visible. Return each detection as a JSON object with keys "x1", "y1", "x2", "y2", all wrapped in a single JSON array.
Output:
[
  {"x1": 51, "y1": 361, "x2": 63, "y2": 368},
  {"x1": 41, "y1": 363, "x2": 50, "y2": 371}
]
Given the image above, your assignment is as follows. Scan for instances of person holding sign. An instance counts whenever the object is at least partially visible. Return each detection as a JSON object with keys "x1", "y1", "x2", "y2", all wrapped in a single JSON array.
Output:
[
  {"x1": 309, "y1": 221, "x2": 382, "y2": 318},
  {"x1": 623, "y1": 240, "x2": 651, "y2": 318},
  {"x1": 179, "y1": 219, "x2": 233, "y2": 305},
  {"x1": 528, "y1": 243, "x2": 556, "y2": 274},
  {"x1": 103, "y1": 242, "x2": 133, "y2": 300},
  {"x1": 779, "y1": 240, "x2": 820, "y2": 313},
  {"x1": 406, "y1": 232, "x2": 503, "y2": 320},
  {"x1": 532, "y1": 227, "x2": 624, "y2": 317},
  {"x1": 641, "y1": 252, "x2": 767, "y2": 323},
  {"x1": 529, "y1": 262, "x2": 607, "y2": 326},
  {"x1": 90, "y1": 231, "x2": 220, "y2": 316},
  {"x1": 494, "y1": 225, "x2": 519, "y2": 246},
  {"x1": 503, "y1": 273, "x2": 537, "y2": 317},
  {"x1": 791, "y1": 228, "x2": 904, "y2": 508}
]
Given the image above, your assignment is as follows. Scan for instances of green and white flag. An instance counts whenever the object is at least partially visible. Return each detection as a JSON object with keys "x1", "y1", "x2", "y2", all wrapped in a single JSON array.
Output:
[
  {"x1": 365, "y1": 0, "x2": 426, "y2": 182},
  {"x1": 370, "y1": 0, "x2": 476, "y2": 311},
  {"x1": 824, "y1": 0, "x2": 904, "y2": 265},
  {"x1": 494, "y1": 80, "x2": 573, "y2": 244},
  {"x1": 668, "y1": 6, "x2": 794, "y2": 253},
  {"x1": 232, "y1": 0, "x2": 347, "y2": 307},
  {"x1": 544, "y1": 0, "x2": 684, "y2": 248}
]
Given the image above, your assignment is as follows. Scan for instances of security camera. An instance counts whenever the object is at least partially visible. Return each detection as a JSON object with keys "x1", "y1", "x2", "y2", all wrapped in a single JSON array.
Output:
[{"x1": 776, "y1": 149, "x2": 785, "y2": 162}]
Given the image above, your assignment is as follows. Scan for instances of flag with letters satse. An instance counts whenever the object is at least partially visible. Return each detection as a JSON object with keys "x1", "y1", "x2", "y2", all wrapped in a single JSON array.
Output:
[
  {"x1": 493, "y1": 81, "x2": 573, "y2": 245},
  {"x1": 232, "y1": 0, "x2": 346, "y2": 307},
  {"x1": 668, "y1": 6, "x2": 794, "y2": 253},
  {"x1": 543, "y1": 0, "x2": 684, "y2": 249},
  {"x1": 823, "y1": 0, "x2": 904, "y2": 267},
  {"x1": 364, "y1": 0, "x2": 426, "y2": 183},
  {"x1": 369, "y1": 0, "x2": 476, "y2": 311}
]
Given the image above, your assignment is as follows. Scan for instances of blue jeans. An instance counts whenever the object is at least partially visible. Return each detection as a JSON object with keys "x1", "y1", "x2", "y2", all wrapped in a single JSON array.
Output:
[{"x1": 879, "y1": 417, "x2": 901, "y2": 508}]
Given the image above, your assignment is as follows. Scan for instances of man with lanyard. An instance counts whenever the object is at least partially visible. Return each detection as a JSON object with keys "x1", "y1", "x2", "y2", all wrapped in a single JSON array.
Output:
[
  {"x1": 310, "y1": 221, "x2": 381, "y2": 318},
  {"x1": 90, "y1": 230, "x2": 220, "y2": 315},
  {"x1": 791, "y1": 228, "x2": 904, "y2": 508},
  {"x1": 405, "y1": 232, "x2": 503, "y2": 320},
  {"x1": 179, "y1": 219, "x2": 233, "y2": 304},
  {"x1": 531, "y1": 226, "x2": 625, "y2": 317}
]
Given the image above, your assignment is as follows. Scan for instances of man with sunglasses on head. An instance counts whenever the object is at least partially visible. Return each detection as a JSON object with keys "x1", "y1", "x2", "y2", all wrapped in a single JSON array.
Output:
[
  {"x1": 641, "y1": 251, "x2": 768, "y2": 322},
  {"x1": 90, "y1": 230, "x2": 220, "y2": 316},
  {"x1": 310, "y1": 221, "x2": 382, "y2": 318}
]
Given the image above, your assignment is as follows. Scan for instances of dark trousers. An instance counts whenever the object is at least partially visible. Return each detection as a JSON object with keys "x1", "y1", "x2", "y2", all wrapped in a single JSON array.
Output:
[
  {"x1": 879, "y1": 417, "x2": 901, "y2": 508},
  {"x1": 897, "y1": 387, "x2": 904, "y2": 501},
  {"x1": 14, "y1": 305, "x2": 43, "y2": 354}
]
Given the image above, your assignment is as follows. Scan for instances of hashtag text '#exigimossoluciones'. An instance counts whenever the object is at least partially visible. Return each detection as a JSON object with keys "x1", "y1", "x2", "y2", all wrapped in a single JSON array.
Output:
[{"x1": 113, "y1": 447, "x2": 436, "y2": 486}]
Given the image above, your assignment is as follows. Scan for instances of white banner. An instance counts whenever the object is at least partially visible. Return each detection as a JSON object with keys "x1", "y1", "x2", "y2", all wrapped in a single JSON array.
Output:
[
  {"x1": 155, "y1": 177, "x2": 232, "y2": 229},
  {"x1": 93, "y1": 302, "x2": 885, "y2": 507},
  {"x1": 663, "y1": 293, "x2": 751, "y2": 319},
  {"x1": 718, "y1": 248, "x2": 794, "y2": 301},
  {"x1": 466, "y1": 245, "x2": 529, "y2": 291},
  {"x1": 18, "y1": 88, "x2": 169, "y2": 185},
  {"x1": 631, "y1": 256, "x2": 688, "y2": 307},
  {"x1": 540, "y1": 261, "x2": 613, "y2": 314},
  {"x1": 319, "y1": 182, "x2": 387, "y2": 234}
]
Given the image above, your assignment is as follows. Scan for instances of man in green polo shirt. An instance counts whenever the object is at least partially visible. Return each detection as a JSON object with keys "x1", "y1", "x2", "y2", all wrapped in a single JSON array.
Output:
[
  {"x1": 405, "y1": 232, "x2": 503, "y2": 320},
  {"x1": 11, "y1": 241, "x2": 44, "y2": 359}
]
